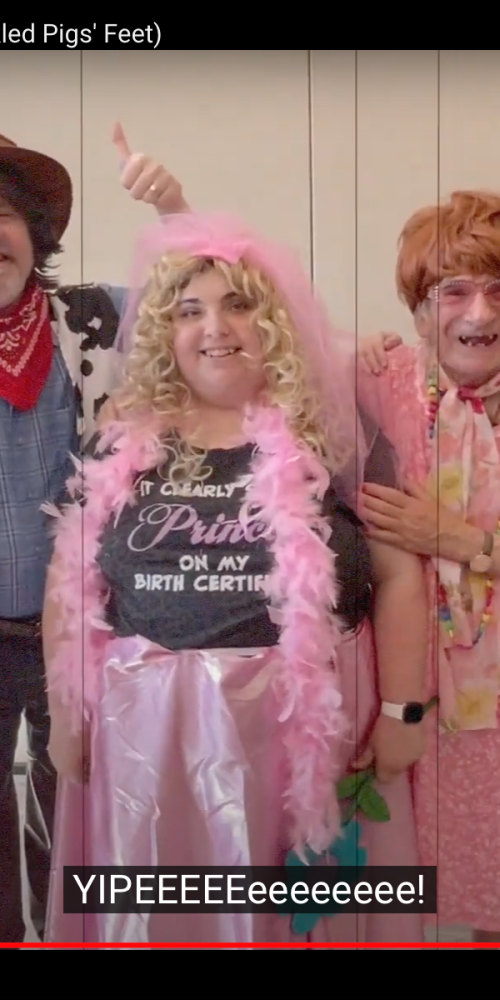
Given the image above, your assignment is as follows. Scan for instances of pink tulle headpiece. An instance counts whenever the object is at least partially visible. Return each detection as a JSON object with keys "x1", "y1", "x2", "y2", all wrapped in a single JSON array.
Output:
[{"x1": 116, "y1": 211, "x2": 367, "y2": 499}]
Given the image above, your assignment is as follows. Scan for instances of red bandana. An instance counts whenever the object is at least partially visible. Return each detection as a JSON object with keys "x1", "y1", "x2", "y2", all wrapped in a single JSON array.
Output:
[{"x1": 0, "y1": 280, "x2": 54, "y2": 410}]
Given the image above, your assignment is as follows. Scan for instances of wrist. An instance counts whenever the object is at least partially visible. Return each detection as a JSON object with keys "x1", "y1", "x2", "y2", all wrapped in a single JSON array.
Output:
[
  {"x1": 379, "y1": 687, "x2": 424, "y2": 704},
  {"x1": 378, "y1": 712, "x2": 424, "y2": 732},
  {"x1": 173, "y1": 199, "x2": 191, "y2": 214},
  {"x1": 156, "y1": 199, "x2": 190, "y2": 218},
  {"x1": 440, "y1": 521, "x2": 484, "y2": 564},
  {"x1": 380, "y1": 699, "x2": 425, "y2": 724}
]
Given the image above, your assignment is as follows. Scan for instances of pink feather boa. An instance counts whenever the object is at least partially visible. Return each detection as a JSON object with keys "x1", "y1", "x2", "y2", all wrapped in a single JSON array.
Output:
[{"x1": 46, "y1": 404, "x2": 347, "y2": 854}]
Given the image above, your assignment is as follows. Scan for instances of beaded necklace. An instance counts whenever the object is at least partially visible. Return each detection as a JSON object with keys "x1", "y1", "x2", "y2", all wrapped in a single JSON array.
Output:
[{"x1": 427, "y1": 367, "x2": 500, "y2": 646}]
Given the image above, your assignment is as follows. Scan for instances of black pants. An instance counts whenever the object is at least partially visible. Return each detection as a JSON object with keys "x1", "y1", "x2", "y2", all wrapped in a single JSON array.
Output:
[{"x1": 0, "y1": 632, "x2": 56, "y2": 942}]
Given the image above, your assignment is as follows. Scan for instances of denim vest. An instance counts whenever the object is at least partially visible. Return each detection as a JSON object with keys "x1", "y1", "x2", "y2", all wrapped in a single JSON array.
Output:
[{"x1": 0, "y1": 284, "x2": 125, "y2": 618}]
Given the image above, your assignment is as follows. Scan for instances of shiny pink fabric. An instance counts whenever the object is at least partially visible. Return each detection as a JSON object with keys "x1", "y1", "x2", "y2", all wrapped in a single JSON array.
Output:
[{"x1": 46, "y1": 624, "x2": 422, "y2": 944}]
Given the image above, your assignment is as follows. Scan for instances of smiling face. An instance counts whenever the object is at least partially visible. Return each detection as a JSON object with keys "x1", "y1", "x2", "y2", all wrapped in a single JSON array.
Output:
[
  {"x1": 396, "y1": 190, "x2": 500, "y2": 388},
  {"x1": 171, "y1": 266, "x2": 267, "y2": 409},
  {"x1": 116, "y1": 250, "x2": 335, "y2": 479},
  {"x1": 0, "y1": 192, "x2": 34, "y2": 310},
  {"x1": 416, "y1": 274, "x2": 500, "y2": 386}
]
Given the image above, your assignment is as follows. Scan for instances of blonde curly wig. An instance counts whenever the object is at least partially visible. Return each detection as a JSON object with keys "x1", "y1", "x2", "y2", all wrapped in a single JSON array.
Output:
[{"x1": 114, "y1": 253, "x2": 336, "y2": 485}]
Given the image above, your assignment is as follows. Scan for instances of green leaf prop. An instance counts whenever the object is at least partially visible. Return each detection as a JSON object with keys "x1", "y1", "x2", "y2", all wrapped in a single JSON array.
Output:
[
  {"x1": 281, "y1": 694, "x2": 439, "y2": 934},
  {"x1": 337, "y1": 695, "x2": 438, "y2": 822},
  {"x1": 357, "y1": 782, "x2": 390, "y2": 822},
  {"x1": 284, "y1": 820, "x2": 368, "y2": 936},
  {"x1": 337, "y1": 771, "x2": 370, "y2": 799}
]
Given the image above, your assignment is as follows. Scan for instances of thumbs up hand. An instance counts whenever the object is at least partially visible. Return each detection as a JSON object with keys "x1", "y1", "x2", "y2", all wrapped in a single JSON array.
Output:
[{"x1": 112, "y1": 122, "x2": 189, "y2": 215}]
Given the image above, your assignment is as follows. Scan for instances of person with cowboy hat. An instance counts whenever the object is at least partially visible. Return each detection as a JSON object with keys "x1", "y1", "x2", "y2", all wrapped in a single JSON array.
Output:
[{"x1": 0, "y1": 125, "x2": 187, "y2": 944}]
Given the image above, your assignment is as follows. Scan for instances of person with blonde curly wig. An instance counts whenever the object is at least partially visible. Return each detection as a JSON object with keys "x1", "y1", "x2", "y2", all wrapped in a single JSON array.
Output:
[
  {"x1": 41, "y1": 213, "x2": 426, "y2": 945},
  {"x1": 358, "y1": 190, "x2": 500, "y2": 942}
]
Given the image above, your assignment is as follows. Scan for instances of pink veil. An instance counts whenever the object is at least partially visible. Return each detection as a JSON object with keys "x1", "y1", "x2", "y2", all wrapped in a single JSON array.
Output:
[{"x1": 115, "y1": 211, "x2": 372, "y2": 502}]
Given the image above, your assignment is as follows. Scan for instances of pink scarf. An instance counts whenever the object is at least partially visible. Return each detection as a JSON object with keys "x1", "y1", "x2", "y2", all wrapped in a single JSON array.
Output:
[
  {"x1": 429, "y1": 363, "x2": 500, "y2": 649},
  {"x1": 45, "y1": 404, "x2": 348, "y2": 855}
]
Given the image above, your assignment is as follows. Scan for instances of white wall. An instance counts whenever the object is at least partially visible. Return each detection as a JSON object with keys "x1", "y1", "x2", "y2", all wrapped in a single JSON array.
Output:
[
  {"x1": 4, "y1": 49, "x2": 500, "y2": 759},
  {"x1": 3, "y1": 50, "x2": 500, "y2": 339}
]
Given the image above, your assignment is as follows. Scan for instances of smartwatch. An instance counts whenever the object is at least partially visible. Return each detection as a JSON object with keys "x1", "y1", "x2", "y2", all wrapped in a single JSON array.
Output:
[
  {"x1": 381, "y1": 701, "x2": 425, "y2": 724},
  {"x1": 469, "y1": 531, "x2": 494, "y2": 574}
]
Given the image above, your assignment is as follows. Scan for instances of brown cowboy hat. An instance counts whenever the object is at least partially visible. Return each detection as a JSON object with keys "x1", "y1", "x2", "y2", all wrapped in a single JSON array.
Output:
[{"x1": 0, "y1": 134, "x2": 72, "y2": 240}]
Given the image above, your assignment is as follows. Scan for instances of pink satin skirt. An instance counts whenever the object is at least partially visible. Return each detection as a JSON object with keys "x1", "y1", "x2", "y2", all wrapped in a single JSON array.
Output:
[{"x1": 45, "y1": 624, "x2": 423, "y2": 944}]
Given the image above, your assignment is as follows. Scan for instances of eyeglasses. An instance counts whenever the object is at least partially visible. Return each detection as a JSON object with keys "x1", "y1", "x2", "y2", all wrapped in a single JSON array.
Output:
[{"x1": 428, "y1": 278, "x2": 500, "y2": 309}]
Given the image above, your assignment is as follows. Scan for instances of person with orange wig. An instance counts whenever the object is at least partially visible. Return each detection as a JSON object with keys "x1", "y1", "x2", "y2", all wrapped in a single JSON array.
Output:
[{"x1": 358, "y1": 190, "x2": 500, "y2": 942}]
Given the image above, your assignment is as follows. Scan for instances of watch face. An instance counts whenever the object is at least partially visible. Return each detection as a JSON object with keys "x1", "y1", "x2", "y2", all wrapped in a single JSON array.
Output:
[
  {"x1": 403, "y1": 702, "x2": 424, "y2": 724},
  {"x1": 471, "y1": 554, "x2": 492, "y2": 574}
]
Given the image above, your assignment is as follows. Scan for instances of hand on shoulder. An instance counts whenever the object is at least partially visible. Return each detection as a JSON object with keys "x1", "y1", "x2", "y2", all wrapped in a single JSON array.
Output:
[
  {"x1": 95, "y1": 395, "x2": 122, "y2": 430},
  {"x1": 359, "y1": 332, "x2": 403, "y2": 375}
]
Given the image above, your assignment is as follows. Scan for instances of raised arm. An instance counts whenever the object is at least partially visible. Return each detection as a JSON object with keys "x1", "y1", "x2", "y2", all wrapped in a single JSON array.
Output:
[{"x1": 113, "y1": 122, "x2": 190, "y2": 216}]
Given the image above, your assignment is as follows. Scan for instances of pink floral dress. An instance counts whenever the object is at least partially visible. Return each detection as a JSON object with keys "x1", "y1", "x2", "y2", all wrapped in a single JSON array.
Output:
[{"x1": 359, "y1": 343, "x2": 500, "y2": 932}]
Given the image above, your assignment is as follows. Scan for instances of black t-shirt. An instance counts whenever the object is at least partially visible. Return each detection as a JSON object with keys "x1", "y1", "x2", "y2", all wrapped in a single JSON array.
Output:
[
  {"x1": 88, "y1": 442, "x2": 373, "y2": 650},
  {"x1": 359, "y1": 406, "x2": 398, "y2": 489},
  {"x1": 56, "y1": 415, "x2": 397, "y2": 652}
]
